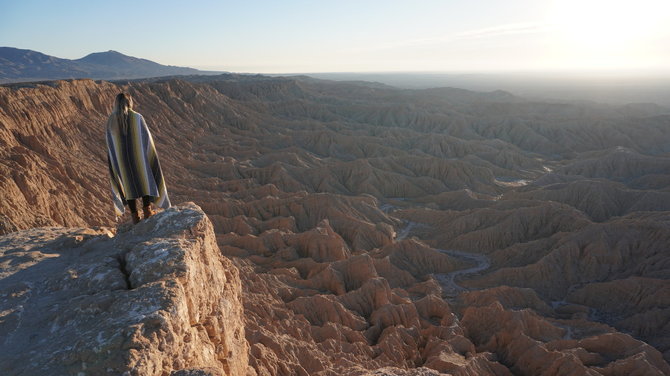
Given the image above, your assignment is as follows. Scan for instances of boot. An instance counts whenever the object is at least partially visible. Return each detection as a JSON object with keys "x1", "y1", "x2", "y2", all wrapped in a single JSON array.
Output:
[
  {"x1": 143, "y1": 204, "x2": 155, "y2": 220},
  {"x1": 131, "y1": 211, "x2": 141, "y2": 224}
]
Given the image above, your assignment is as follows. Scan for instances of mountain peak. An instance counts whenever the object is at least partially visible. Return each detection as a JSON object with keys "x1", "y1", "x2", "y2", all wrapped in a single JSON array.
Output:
[
  {"x1": 80, "y1": 49, "x2": 126, "y2": 58},
  {"x1": 76, "y1": 50, "x2": 143, "y2": 66},
  {"x1": 0, "y1": 47, "x2": 218, "y2": 82}
]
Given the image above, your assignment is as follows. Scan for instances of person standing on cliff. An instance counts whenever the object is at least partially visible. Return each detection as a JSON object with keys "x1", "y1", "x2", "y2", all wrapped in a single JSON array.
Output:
[{"x1": 106, "y1": 92, "x2": 171, "y2": 224}]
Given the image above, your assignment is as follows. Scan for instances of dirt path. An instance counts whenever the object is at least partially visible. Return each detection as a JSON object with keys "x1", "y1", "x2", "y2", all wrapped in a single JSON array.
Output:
[
  {"x1": 395, "y1": 220, "x2": 417, "y2": 241},
  {"x1": 434, "y1": 249, "x2": 490, "y2": 297},
  {"x1": 387, "y1": 208, "x2": 491, "y2": 298}
]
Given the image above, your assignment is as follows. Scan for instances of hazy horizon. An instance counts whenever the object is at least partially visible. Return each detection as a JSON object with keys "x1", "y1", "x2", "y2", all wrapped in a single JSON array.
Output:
[
  {"x1": 4, "y1": 45, "x2": 670, "y2": 106},
  {"x1": 290, "y1": 71, "x2": 670, "y2": 107}
]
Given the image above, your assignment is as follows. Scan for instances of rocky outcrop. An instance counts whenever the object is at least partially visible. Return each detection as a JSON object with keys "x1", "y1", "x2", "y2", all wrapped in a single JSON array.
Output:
[{"x1": 0, "y1": 203, "x2": 248, "y2": 376}]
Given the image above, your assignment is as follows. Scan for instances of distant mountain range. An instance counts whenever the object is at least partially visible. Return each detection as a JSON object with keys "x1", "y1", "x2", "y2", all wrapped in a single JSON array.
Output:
[{"x1": 0, "y1": 47, "x2": 221, "y2": 82}]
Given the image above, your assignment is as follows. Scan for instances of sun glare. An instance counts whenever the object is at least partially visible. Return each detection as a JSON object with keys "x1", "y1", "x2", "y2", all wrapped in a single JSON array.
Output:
[
  {"x1": 545, "y1": 0, "x2": 670, "y2": 70},
  {"x1": 550, "y1": 0, "x2": 669, "y2": 49}
]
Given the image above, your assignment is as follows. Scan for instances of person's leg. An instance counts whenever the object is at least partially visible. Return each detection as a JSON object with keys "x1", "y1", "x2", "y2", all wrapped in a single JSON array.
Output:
[
  {"x1": 142, "y1": 196, "x2": 155, "y2": 219},
  {"x1": 126, "y1": 199, "x2": 137, "y2": 212},
  {"x1": 126, "y1": 199, "x2": 141, "y2": 224},
  {"x1": 141, "y1": 196, "x2": 152, "y2": 208}
]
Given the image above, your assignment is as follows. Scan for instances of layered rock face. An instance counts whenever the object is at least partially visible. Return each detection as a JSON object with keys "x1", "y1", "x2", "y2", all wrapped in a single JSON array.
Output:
[
  {"x1": 0, "y1": 79, "x2": 119, "y2": 232},
  {"x1": 1, "y1": 75, "x2": 669, "y2": 375},
  {"x1": 0, "y1": 203, "x2": 248, "y2": 376}
]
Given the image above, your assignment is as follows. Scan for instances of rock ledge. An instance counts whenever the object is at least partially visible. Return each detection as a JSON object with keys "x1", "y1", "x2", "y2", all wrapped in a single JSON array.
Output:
[{"x1": 0, "y1": 202, "x2": 248, "y2": 376}]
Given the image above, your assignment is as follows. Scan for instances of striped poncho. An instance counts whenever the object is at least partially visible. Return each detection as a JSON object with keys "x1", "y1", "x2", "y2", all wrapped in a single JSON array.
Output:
[{"x1": 106, "y1": 110, "x2": 171, "y2": 218}]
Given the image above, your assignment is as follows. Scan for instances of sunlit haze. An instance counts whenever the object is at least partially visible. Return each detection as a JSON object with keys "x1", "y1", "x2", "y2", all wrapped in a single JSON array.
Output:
[{"x1": 1, "y1": 0, "x2": 669, "y2": 74}]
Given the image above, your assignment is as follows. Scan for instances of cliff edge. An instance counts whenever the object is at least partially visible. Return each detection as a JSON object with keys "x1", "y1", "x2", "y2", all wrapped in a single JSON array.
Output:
[{"x1": 0, "y1": 203, "x2": 249, "y2": 376}]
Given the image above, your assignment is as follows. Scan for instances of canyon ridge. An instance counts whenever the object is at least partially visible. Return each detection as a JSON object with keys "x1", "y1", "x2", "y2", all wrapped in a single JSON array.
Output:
[{"x1": 0, "y1": 74, "x2": 669, "y2": 375}]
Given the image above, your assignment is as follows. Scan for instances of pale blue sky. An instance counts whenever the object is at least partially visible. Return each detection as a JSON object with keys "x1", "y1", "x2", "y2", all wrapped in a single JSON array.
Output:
[{"x1": 2, "y1": 0, "x2": 669, "y2": 73}]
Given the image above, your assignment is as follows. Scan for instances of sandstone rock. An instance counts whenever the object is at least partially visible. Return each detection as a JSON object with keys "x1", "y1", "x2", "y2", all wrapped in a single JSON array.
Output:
[
  {"x1": 0, "y1": 203, "x2": 248, "y2": 376},
  {"x1": 286, "y1": 219, "x2": 351, "y2": 262},
  {"x1": 396, "y1": 201, "x2": 591, "y2": 253},
  {"x1": 505, "y1": 179, "x2": 670, "y2": 222},
  {"x1": 557, "y1": 147, "x2": 670, "y2": 182},
  {"x1": 363, "y1": 367, "x2": 446, "y2": 375},
  {"x1": 460, "y1": 302, "x2": 670, "y2": 375},
  {"x1": 460, "y1": 286, "x2": 553, "y2": 315},
  {"x1": 171, "y1": 368, "x2": 225, "y2": 376},
  {"x1": 377, "y1": 239, "x2": 469, "y2": 278},
  {"x1": 288, "y1": 294, "x2": 369, "y2": 331}
]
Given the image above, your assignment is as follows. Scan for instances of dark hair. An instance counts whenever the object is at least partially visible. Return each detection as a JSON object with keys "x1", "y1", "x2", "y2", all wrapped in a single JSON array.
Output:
[{"x1": 113, "y1": 93, "x2": 134, "y2": 135}]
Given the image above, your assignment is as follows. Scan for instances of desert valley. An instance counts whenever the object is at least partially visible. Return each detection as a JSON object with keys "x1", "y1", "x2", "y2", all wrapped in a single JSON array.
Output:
[{"x1": 1, "y1": 73, "x2": 669, "y2": 375}]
